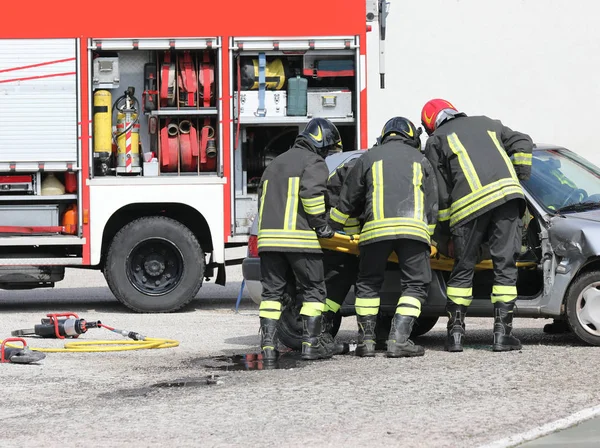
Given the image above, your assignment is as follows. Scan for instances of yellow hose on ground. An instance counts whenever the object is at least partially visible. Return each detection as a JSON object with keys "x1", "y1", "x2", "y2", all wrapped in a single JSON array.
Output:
[{"x1": 5, "y1": 337, "x2": 179, "y2": 353}]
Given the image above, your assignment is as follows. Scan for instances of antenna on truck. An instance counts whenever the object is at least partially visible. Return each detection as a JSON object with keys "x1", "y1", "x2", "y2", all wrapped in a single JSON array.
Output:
[{"x1": 378, "y1": 0, "x2": 389, "y2": 89}]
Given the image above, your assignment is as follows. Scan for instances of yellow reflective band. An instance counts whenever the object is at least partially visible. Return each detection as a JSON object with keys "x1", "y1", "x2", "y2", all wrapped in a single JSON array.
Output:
[
  {"x1": 259, "y1": 310, "x2": 282, "y2": 320},
  {"x1": 450, "y1": 185, "x2": 523, "y2": 227},
  {"x1": 428, "y1": 224, "x2": 436, "y2": 235},
  {"x1": 451, "y1": 178, "x2": 520, "y2": 212},
  {"x1": 448, "y1": 296, "x2": 473, "y2": 306},
  {"x1": 301, "y1": 195, "x2": 325, "y2": 206},
  {"x1": 360, "y1": 226, "x2": 430, "y2": 243},
  {"x1": 258, "y1": 180, "x2": 268, "y2": 229},
  {"x1": 259, "y1": 300, "x2": 282, "y2": 311},
  {"x1": 346, "y1": 217, "x2": 360, "y2": 226},
  {"x1": 330, "y1": 207, "x2": 349, "y2": 225},
  {"x1": 258, "y1": 229, "x2": 318, "y2": 239},
  {"x1": 447, "y1": 133, "x2": 482, "y2": 192},
  {"x1": 447, "y1": 286, "x2": 472, "y2": 297},
  {"x1": 355, "y1": 297, "x2": 380, "y2": 307},
  {"x1": 512, "y1": 153, "x2": 532, "y2": 166},
  {"x1": 438, "y1": 208, "x2": 451, "y2": 222},
  {"x1": 343, "y1": 226, "x2": 361, "y2": 235},
  {"x1": 302, "y1": 203, "x2": 326, "y2": 215},
  {"x1": 356, "y1": 297, "x2": 380, "y2": 316},
  {"x1": 397, "y1": 296, "x2": 422, "y2": 310},
  {"x1": 488, "y1": 131, "x2": 519, "y2": 181},
  {"x1": 325, "y1": 299, "x2": 341, "y2": 313},
  {"x1": 492, "y1": 285, "x2": 517, "y2": 295},
  {"x1": 491, "y1": 295, "x2": 516, "y2": 304},
  {"x1": 396, "y1": 307, "x2": 421, "y2": 318},
  {"x1": 283, "y1": 177, "x2": 300, "y2": 230},
  {"x1": 413, "y1": 162, "x2": 424, "y2": 220},
  {"x1": 362, "y1": 217, "x2": 429, "y2": 234},
  {"x1": 372, "y1": 160, "x2": 385, "y2": 220},
  {"x1": 300, "y1": 302, "x2": 325, "y2": 316},
  {"x1": 258, "y1": 239, "x2": 322, "y2": 250}
]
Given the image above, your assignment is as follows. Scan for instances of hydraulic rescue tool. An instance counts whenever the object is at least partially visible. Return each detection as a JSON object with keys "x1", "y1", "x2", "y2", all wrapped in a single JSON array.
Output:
[{"x1": 1, "y1": 312, "x2": 179, "y2": 364}]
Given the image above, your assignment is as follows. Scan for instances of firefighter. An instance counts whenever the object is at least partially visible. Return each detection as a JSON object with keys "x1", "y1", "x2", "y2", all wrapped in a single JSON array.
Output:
[
  {"x1": 322, "y1": 156, "x2": 363, "y2": 354},
  {"x1": 421, "y1": 98, "x2": 533, "y2": 352},
  {"x1": 329, "y1": 117, "x2": 439, "y2": 358},
  {"x1": 257, "y1": 117, "x2": 342, "y2": 362}
]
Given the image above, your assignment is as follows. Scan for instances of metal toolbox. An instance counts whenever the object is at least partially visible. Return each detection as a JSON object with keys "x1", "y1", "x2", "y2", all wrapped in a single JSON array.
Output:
[
  {"x1": 93, "y1": 56, "x2": 120, "y2": 89},
  {"x1": 234, "y1": 91, "x2": 287, "y2": 118},
  {"x1": 0, "y1": 205, "x2": 59, "y2": 226},
  {"x1": 307, "y1": 88, "x2": 353, "y2": 118}
]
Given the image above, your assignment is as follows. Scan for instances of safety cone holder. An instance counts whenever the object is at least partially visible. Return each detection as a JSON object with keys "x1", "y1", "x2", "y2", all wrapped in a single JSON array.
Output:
[
  {"x1": 1, "y1": 338, "x2": 27, "y2": 363},
  {"x1": 154, "y1": 49, "x2": 218, "y2": 176}
]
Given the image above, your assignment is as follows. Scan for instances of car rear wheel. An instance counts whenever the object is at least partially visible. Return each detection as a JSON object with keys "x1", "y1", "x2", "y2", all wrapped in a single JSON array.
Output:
[
  {"x1": 277, "y1": 296, "x2": 342, "y2": 351},
  {"x1": 565, "y1": 270, "x2": 600, "y2": 346}
]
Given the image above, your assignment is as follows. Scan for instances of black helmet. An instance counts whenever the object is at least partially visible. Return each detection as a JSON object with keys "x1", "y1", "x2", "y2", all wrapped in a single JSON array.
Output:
[
  {"x1": 377, "y1": 116, "x2": 422, "y2": 149},
  {"x1": 299, "y1": 118, "x2": 343, "y2": 157}
]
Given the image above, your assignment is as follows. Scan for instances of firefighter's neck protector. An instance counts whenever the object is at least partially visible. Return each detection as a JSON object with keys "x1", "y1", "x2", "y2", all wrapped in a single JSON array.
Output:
[
  {"x1": 295, "y1": 135, "x2": 330, "y2": 159},
  {"x1": 381, "y1": 134, "x2": 422, "y2": 150}
]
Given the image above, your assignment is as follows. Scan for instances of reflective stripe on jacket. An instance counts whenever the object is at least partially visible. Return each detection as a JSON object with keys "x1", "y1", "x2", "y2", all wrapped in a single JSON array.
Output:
[
  {"x1": 329, "y1": 137, "x2": 439, "y2": 246},
  {"x1": 257, "y1": 143, "x2": 328, "y2": 253},
  {"x1": 424, "y1": 115, "x2": 533, "y2": 230}
]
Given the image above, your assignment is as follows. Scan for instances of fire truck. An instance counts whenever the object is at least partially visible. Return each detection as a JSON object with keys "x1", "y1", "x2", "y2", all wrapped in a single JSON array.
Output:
[{"x1": 0, "y1": 0, "x2": 384, "y2": 312}]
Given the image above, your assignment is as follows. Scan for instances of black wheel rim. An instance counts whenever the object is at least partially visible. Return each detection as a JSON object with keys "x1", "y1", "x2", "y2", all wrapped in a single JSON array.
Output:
[{"x1": 126, "y1": 238, "x2": 184, "y2": 296}]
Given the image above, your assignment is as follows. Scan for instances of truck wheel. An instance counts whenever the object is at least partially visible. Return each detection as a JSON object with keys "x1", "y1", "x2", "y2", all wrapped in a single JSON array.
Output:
[
  {"x1": 104, "y1": 216, "x2": 204, "y2": 313},
  {"x1": 565, "y1": 271, "x2": 600, "y2": 346}
]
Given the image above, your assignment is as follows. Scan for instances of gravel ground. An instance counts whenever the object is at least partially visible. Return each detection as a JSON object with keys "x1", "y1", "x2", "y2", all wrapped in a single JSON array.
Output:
[{"x1": 0, "y1": 266, "x2": 599, "y2": 448}]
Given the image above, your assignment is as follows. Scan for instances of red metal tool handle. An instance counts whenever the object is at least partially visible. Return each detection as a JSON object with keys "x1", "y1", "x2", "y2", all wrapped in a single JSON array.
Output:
[
  {"x1": 1, "y1": 338, "x2": 27, "y2": 363},
  {"x1": 46, "y1": 312, "x2": 79, "y2": 339}
]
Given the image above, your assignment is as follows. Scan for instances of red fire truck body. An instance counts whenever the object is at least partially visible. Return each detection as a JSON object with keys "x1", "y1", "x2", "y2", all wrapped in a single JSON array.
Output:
[{"x1": 0, "y1": 0, "x2": 371, "y2": 311}]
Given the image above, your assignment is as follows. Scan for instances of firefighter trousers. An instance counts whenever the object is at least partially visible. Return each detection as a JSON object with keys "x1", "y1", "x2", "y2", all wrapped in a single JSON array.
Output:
[
  {"x1": 355, "y1": 239, "x2": 431, "y2": 318},
  {"x1": 447, "y1": 199, "x2": 522, "y2": 307},
  {"x1": 259, "y1": 251, "x2": 327, "y2": 319},
  {"x1": 323, "y1": 249, "x2": 359, "y2": 314}
]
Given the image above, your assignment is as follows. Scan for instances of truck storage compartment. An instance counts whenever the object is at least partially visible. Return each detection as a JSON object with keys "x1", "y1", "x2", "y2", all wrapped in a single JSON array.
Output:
[
  {"x1": 230, "y1": 37, "x2": 360, "y2": 235},
  {"x1": 89, "y1": 40, "x2": 221, "y2": 178},
  {"x1": 0, "y1": 204, "x2": 59, "y2": 226}
]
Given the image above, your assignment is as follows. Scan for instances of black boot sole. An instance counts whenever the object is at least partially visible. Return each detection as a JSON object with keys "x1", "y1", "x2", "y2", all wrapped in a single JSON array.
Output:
[
  {"x1": 493, "y1": 344, "x2": 522, "y2": 352},
  {"x1": 355, "y1": 343, "x2": 376, "y2": 357},
  {"x1": 445, "y1": 344, "x2": 463, "y2": 352},
  {"x1": 386, "y1": 350, "x2": 425, "y2": 358},
  {"x1": 301, "y1": 352, "x2": 332, "y2": 360}
]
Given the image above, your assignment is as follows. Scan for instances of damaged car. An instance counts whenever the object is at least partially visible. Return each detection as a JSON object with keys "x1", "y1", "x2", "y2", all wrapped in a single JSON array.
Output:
[{"x1": 242, "y1": 145, "x2": 600, "y2": 348}]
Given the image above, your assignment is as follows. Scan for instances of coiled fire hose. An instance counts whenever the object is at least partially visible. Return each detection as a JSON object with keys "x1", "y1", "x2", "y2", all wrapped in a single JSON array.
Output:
[{"x1": 2, "y1": 313, "x2": 179, "y2": 363}]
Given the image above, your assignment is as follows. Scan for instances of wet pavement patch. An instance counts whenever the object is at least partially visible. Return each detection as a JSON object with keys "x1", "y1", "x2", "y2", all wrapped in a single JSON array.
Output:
[
  {"x1": 194, "y1": 352, "x2": 310, "y2": 371},
  {"x1": 152, "y1": 375, "x2": 221, "y2": 388}
]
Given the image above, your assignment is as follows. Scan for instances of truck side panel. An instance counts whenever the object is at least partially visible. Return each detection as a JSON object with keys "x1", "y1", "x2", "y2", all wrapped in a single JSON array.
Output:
[{"x1": 0, "y1": 39, "x2": 78, "y2": 164}]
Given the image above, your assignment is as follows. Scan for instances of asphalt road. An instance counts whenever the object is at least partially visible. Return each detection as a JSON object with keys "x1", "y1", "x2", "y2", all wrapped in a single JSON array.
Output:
[{"x1": 1, "y1": 266, "x2": 599, "y2": 448}]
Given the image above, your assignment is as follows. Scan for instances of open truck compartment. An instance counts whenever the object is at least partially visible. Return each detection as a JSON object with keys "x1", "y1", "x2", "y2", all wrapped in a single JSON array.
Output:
[{"x1": 230, "y1": 37, "x2": 361, "y2": 235}]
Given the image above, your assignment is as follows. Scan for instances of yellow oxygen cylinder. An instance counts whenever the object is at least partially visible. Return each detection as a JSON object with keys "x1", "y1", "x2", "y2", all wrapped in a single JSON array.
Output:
[{"x1": 93, "y1": 90, "x2": 112, "y2": 160}]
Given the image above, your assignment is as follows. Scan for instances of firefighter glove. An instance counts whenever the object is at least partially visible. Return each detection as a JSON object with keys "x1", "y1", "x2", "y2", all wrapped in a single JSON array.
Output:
[{"x1": 315, "y1": 224, "x2": 335, "y2": 239}]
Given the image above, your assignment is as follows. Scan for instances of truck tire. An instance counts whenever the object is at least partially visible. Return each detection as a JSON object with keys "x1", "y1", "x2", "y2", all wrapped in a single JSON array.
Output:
[
  {"x1": 565, "y1": 270, "x2": 600, "y2": 346},
  {"x1": 104, "y1": 216, "x2": 204, "y2": 313}
]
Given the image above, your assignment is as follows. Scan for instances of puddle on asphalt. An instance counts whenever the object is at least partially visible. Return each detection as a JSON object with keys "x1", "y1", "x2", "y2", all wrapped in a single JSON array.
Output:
[
  {"x1": 201, "y1": 352, "x2": 308, "y2": 371},
  {"x1": 152, "y1": 374, "x2": 221, "y2": 388}
]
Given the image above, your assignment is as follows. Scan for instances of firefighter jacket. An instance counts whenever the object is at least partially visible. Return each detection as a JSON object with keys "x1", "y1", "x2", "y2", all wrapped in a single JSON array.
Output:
[
  {"x1": 257, "y1": 138, "x2": 329, "y2": 253},
  {"x1": 326, "y1": 157, "x2": 363, "y2": 235},
  {"x1": 329, "y1": 136, "x2": 439, "y2": 246},
  {"x1": 424, "y1": 115, "x2": 533, "y2": 230}
]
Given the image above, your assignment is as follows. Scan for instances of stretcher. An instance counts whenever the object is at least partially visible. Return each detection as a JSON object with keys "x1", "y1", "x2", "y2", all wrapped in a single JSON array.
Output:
[{"x1": 318, "y1": 233, "x2": 538, "y2": 272}]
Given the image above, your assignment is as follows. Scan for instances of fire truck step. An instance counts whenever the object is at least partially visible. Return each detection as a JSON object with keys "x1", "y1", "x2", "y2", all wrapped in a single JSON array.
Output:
[{"x1": 0, "y1": 258, "x2": 83, "y2": 266}]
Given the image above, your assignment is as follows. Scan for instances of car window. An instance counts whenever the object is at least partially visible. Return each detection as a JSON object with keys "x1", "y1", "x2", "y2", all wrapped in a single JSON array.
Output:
[{"x1": 522, "y1": 149, "x2": 600, "y2": 211}]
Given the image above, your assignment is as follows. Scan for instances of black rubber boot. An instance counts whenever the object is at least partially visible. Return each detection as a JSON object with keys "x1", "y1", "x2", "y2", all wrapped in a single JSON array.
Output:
[
  {"x1": 386, "y1": 315, "x2": 425, "y2": 358},
  {"x1": 259, "y1": 317, "x2": 279, "y2": 363},
  {"x1": 445, "y1": 303, "x2": 468, "y2": 352},
  {"x1": 356, "y1": 315, "x2": 377, "y2": 357},
  {"x1": 493, "y1": 301, "x2": 522, "y2": 352},
  {"x1": 322, "y1": 311, "x2": 349, "y2": 355},
  {"x1": 301, "y1": 315, "x2": 333, "y2": 360}
]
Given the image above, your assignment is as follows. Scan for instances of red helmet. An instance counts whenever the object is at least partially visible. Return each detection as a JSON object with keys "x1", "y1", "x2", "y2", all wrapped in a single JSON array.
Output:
[{"x1": 421, "y1": 99, "x2": 458, "y2": 135}]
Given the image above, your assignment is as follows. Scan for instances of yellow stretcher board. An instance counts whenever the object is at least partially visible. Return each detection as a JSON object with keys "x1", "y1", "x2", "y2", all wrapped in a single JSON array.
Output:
[{"x1": 318, "y1": 233, "x2": 537, "y2": 272}]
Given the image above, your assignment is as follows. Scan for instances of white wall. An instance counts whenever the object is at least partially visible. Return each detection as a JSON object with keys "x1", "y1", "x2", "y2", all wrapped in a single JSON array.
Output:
[{"x1": 366, "y1": 0, "x2": 600, "y2": 166}]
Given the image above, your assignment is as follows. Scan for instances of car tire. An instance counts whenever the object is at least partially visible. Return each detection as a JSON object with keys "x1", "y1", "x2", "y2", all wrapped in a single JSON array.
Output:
[
  {"x1": 277, "y1": 296, "x2": 342, "y2": 351},
  {"x1": 104, "y1": 216, "x2": 204, "y2": 313},
  {"x1": 412, "y1": 316, "x2": 440, "y2": 337},
  {"x1": 565, "y1": 270, "x2": 600, "y2": 346}
]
